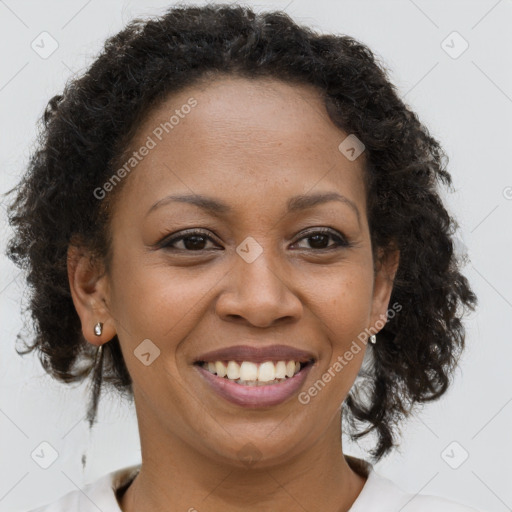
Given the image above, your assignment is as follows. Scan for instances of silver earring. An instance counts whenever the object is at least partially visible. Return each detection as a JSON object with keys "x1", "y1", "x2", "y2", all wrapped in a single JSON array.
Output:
[
  {"x1": 369, "y1": 334, "x2": 377, "y2": 344},
  {"x1": 94, "y1": 322, "x2": 103, "y2": 336}
]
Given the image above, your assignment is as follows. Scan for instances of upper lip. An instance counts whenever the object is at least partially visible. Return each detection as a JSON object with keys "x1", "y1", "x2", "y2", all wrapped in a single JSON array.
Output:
[{"x1": 194, "y1": 344, "x2": 316, "y2": 364}]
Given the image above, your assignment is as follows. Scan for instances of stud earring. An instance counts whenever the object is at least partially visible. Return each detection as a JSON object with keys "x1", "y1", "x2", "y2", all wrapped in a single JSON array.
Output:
[
  {"x1": 369, "y1": 334, "x2": 377, "y2": 344},
  {"x1": 94, "y1": 322, "x2": 103, "y2": 336}
]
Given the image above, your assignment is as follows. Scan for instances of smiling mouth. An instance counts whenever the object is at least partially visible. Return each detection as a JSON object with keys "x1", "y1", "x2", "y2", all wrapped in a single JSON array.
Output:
[{"x1": 193, "y1": 359, "x2": 314, "y2": 386}]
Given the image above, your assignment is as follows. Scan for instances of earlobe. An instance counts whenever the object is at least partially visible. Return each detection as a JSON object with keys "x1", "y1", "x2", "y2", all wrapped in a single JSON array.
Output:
[{"x1": 67, "y1": 244, "x2": 116, "y2": 346}]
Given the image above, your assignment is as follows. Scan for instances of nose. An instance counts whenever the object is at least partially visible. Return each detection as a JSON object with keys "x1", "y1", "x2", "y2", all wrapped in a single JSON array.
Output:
[{"x1": 215, "y1": 249, "x2": 303, "y2": 328}]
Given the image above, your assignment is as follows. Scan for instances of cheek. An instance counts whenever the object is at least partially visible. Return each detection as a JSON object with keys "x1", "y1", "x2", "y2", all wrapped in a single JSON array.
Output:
[
  {"x1": 310, "y1": 266, "x2": 373, "y2": 388},
  {"x1": 113, "y1": 275, "x2": 195, "y2": 336},
  {"x1": 108, "y1": 263, "x2": 212, "y2": 402},
  {"x1": 108, "y1": 248, "x2": 220, "y2": 348},
  {"x1": 309, "y1": 264, "x2": 374, "y2": 338}
]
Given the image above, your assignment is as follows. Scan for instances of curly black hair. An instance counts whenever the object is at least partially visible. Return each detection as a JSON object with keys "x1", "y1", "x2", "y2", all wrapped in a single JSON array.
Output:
[{"x1": 4, "y1": 3, "x2": 477, "y2": 462}]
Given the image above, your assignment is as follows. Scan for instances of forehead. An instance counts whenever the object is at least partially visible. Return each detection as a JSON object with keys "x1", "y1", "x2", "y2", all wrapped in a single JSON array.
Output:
[{"x1": 113, "y1": 75, "x2": 367, "y2": 217}]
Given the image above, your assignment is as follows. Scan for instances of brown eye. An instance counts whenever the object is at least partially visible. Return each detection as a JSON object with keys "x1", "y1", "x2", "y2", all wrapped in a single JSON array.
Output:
[
  {"x1": 293, "y1": 229, "x2": 350, "y2": 251},
  {"x1": 159, "y1": 230, "x2": 220, "y2": 251},
  {"x1": 157, "y1": 228, "x2": 351, "y2": 253}
]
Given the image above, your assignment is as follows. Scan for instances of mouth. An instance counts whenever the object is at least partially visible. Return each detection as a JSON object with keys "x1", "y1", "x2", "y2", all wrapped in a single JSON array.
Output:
[
  {"x1": 192, "y1": 345, "x2": 316, "y2": 408},
  {"x1": 193, "y1": 359, "x2": 314, "y2": 386}
]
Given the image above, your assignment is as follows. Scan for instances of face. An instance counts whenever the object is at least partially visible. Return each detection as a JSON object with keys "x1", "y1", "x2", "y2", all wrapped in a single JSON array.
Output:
[{"x1": 70, "y1": 75, "x2": 398, "y2": 468}]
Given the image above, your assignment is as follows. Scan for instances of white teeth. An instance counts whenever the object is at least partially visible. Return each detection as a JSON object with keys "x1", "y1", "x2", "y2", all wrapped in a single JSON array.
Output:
[
  {"x1": 275, "y1": 361, "x2": 286, "y2": 379},
  {"x1": 258, "y1": 361, "x2": 276, "y2": 382},
  {"x1": 215, "y1": 361, "x2": 227, "y2": 377},
  {"x1": 286, "y1": 361, "x2": 296, "y2": 378},
  {"x1": 239, "y1": 361, "x2": 258, "y2": 381},
  {"x1": 226, "y1": 361, "x2": 240, "y2": 380},
  {"x1": 201, "y1": 359, "x2": 306, "y2": 384}
]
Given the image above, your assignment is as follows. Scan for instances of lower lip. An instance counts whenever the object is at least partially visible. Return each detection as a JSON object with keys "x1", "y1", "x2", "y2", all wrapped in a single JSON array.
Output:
[{"x1": 194, "y1": 363, "x2": 313, "y2": 408}]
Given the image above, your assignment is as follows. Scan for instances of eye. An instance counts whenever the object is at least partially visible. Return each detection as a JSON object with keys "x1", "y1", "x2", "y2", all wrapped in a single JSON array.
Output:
[
  {"x1": 292, "y1": 228, "x2": 351, "y2": 251},
  {"x1": 157, "y1": 227, "x2": 351, "y2": 253},
  {"x1": 159, "y1": 229, "x2": 220, "y2": 251}
]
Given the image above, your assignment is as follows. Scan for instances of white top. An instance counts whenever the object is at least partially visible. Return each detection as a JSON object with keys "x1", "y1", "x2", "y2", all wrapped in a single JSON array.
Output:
[{"x1": 27, "y1": 456, "x2": 482, "y2": 512}]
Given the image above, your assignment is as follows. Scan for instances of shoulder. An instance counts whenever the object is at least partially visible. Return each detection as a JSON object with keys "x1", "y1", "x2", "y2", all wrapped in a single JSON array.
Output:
[
  {"x1": 347, "y1": 459, "x2": 483, "y2": 512},
  {"x1": 367, "y1": 472, "x2": 483, "y2": 511},
  {"x1": 26, "y1": 489, "x2": 80, "y2": 512},
  {"x1": 25, "y1": 464, "x2": 141, "y2": 512},
  {"x1": 408, "y1": 494, "x2": 483, "y2": 511}
]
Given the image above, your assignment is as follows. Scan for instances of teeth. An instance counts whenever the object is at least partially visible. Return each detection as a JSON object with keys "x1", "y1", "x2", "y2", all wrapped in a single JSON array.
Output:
[
  {"x1": 258, "y1": 361, "x2": 276, "y2": 382},
  {"x1": 215, "y1": 361, "x2": 227, "y2": 377},
  {"x1": 240, "y1": 361, "x2": 258, "y2": 381},
  {"x1": 275, "y1": 361, "x2": 286, "y2": 379},
  {"x1": 226, "y1": 361, "x2": 240, "y2": 380},
  {"x1": 201, "y1": 359, "x2": 306, "y2": 383}
]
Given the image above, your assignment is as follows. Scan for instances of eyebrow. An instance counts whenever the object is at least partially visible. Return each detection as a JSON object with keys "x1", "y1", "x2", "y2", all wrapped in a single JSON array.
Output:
[{"x1": 146, "y1": 191, "x2": 360, "y2": 224}]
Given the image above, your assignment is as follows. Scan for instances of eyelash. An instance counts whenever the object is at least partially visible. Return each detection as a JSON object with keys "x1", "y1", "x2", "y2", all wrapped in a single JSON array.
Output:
[{"x1": 158, "y1": 228, "x2": 352, "y2": 252}]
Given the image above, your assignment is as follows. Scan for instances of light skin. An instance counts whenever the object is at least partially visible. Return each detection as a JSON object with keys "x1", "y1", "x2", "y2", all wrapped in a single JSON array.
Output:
[{"x1": 68, "y1": 76, "x2": 399, "y2": 512}]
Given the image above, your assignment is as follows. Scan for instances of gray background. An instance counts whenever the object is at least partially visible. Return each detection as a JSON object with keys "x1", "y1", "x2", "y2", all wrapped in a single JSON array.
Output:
[{"x1": 0, "y1": 0, "x2": 511, "y2": 511}]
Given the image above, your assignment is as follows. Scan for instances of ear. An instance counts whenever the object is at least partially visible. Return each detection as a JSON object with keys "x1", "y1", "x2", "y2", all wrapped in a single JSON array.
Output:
[
  {"x1": 67, "y1": 243, "x2": 116, "y2": 347},
  {"x1": 369, "y1": 245, "x2": 400, "y2": 331}
]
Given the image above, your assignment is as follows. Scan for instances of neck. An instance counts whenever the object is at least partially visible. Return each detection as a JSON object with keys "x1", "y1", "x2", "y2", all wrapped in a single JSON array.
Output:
[{"x1": 119, "y1": 401, "x2": 367, "y2": 512}]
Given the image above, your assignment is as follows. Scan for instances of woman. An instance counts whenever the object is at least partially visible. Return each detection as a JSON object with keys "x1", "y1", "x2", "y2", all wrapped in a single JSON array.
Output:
[{"x1": 6, "y1": 4, "x2": 480, "y2": 511}]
